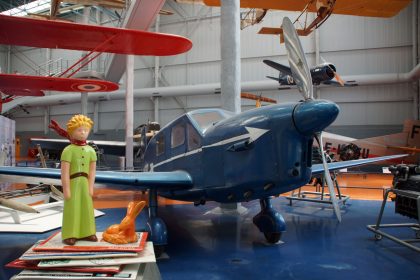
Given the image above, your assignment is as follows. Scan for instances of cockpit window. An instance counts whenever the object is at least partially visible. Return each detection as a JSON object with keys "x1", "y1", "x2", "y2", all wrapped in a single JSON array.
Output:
[
  {"x1": 156, "y1": 134, "x2": 165, "y2": 156},
  {"x1": 187, "y1": 124, "x2": 201, "y2": 151},
  {"x1": 190, "y1": 111, "x2": 230, "y2": 133},
  {"x1": 171, "y1": 122, "x2": 185, "y2": 148}
]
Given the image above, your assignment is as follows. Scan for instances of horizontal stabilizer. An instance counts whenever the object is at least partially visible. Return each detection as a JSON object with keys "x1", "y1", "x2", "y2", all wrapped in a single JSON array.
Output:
[
  {"x1": 266, "y1": 76, "x2": 280, "y2": 81},
  {"x1": 0, "y1": 167, "x2": 193, "y2": 191},
  {"x1": 263, "y1": 60, "x2": 292, "y2": 76},
  {"x1": 312, "y1": 154, "x2": 407, "y2": 175}
]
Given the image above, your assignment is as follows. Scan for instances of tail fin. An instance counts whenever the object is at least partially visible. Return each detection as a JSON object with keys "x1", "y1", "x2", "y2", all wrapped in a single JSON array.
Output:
[{"x1": 403, "y1": 119, "x2": 420, "y2": 147}]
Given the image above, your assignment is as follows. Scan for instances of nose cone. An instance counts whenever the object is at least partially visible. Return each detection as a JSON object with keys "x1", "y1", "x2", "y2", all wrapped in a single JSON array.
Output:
[{"x1": 293, "y1": 99, "x2": 339, "y2": 135}]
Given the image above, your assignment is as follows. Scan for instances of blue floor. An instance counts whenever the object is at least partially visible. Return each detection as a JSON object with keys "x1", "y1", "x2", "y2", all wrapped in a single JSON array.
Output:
[{"x1": 1, "y1": 198, "x2": 419, "y2": 280}]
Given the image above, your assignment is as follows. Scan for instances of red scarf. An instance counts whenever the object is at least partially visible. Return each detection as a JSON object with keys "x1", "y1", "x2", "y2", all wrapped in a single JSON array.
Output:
[{"x1": 49, "y1": 120, "x2": 87, "y2": 146}]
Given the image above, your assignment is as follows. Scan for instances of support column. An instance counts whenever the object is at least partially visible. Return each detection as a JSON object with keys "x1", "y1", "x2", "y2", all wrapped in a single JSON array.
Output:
[
  {"x1": 93, "y1": 102, "x2": 99, "y2": 134},
  {"x1": 45, "y1": 48, "x2": 51, "y2": 76},
  {"x1": 153, "y1": 97, "x2": 160, "y2": 123},
  {"x1": 125, "y1": 55, "x2": 134, "y2": 170},
  {"x1": 220, "y1": 0, "x2": 241, "y2": 211},
  {"x1": 154, "y1": 15, "x2": 161, "y2": 124},
  {"x1": 220, "y1": 0, "x2": 241, "y2": 114},
  {"x1": 7, "y1": 46, "x2": 11, "y2": 73},
  {"x1": 315, "y1": 28, "x2": 321, "y2": 99},
  {"x1": 81, "y1": 6, "x2": 91, "y2": 115},
  {"x1": 43, "y1": 107, "x2": 50, "y2": 135}
]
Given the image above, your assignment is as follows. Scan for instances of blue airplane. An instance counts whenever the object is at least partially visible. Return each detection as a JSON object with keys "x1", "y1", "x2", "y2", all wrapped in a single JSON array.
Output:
[
  {"x1": 264, "y1": 59, "x2": 355, "y2": 87},
  {"x1": 0, "y1": 17, "x2": 405, "y2": 252}
]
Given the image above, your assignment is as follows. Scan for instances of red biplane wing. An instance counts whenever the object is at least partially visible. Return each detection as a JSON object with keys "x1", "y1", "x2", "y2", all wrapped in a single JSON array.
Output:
[
  {"x1": 0, "y1": 73, "x2": 119, "y2": 93},
  {"x1": 203, "y1": 0, "x2": 411, "y2": 18},
  {"x1": 0, "y1": 14, "x2": 192, "y2": 56}
]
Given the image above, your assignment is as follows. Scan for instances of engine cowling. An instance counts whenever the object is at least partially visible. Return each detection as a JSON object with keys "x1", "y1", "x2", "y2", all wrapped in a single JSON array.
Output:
[
  {"x1": 339, "y1": 143, "x2": 361, "y2": 161},
  {"x1": 310, "y1": 64, "x2": 336, "y2": 85}
]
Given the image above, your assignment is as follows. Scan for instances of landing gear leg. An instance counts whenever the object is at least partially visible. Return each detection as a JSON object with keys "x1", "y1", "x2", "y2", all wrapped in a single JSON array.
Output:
[
  {"x1": 253, "y1": 197, "x2": 286, "y2": 244},
  {"x1": 147, "y1": 189, "x2": 167, "y2": 256}
]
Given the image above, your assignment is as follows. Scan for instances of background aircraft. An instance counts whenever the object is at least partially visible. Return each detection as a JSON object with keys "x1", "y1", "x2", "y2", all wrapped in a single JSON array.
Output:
[
  {"x1": 0, "y1": 17, "x2": 406, "y2": 253},
  {"x1": 263, "y1": 59, "x2": 351, "y2": 87},
  {"x1": 321, "y1": 119, "x2": 420, "y2": 164},
  {"x1": 241, "y1": 92, "x2": 277, "y2": 107},
  {"x1": 190, "y1": 0, "x2": 412, "y2": 42},
  {"x1": 0, "y1": 14, "x2": 192, "y2": 114}
]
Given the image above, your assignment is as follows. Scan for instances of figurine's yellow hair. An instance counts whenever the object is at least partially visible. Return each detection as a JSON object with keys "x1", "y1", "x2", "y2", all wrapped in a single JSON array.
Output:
[{"x1": 66, "y1": 114, "x2": 93, "y2": 134}]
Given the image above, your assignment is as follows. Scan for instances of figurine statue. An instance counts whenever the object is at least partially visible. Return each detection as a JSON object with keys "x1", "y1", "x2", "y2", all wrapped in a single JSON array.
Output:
[
  {"x1": 103, "y1": 201, "x2": 146, "y2": 244},
  {"x1": 56, "y1": 114, "x2": 98, "y2": 245}
]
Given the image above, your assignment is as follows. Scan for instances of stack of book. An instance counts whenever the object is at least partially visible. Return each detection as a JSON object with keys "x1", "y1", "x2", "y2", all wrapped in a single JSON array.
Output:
[{"x1": 7, "y1": 231, "x2": 159, "y2": 280}]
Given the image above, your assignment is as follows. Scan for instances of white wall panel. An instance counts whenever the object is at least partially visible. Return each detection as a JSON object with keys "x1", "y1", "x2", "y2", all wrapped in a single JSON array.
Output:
[
  {"x1": 320, "y1": 4, "x2": 412, "y2": 51},
  {"x1": 320, "y1": 46, "x2": 412, "y2": 75}
]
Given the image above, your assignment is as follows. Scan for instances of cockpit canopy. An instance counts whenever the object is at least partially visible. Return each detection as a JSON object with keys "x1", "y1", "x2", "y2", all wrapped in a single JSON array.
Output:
[{"x1": 187, "y1": 109, "x2": 235, "y2": 134}]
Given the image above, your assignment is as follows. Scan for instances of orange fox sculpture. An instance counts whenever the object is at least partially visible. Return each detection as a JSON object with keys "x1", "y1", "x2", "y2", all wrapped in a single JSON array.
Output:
[{"x1": 103, "y1": 201, "x2": 146, "y2": 244}]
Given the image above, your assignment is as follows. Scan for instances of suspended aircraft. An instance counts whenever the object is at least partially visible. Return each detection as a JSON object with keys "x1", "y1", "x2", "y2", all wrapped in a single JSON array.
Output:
[
  {"x1": 263, "y1": 59, "x2": 351, "y2": 87},
  {"x1": 0, "y1": 17, "x2": 406, "y2": 252},
  {"x1": 0, "y1": 13, "x2": 192, "y2": 114},
  {"x1": 191, "y1": 0, "x2": 412, "y2": 43}
]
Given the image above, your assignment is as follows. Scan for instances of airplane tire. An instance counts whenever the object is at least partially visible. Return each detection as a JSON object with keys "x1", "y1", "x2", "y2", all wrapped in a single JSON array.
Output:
[
  {"x1": 154, "y1": 245, "x2": 165, "y2": 258},
  {"x1": 264, "y1": 232, "x2": 282, "y2": 244}
]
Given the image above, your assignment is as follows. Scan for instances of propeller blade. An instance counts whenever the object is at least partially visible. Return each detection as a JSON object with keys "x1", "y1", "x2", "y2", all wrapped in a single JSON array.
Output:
[
  {"x1": 282, "y1": 17, "x2": 313, "y2": 100},
  {"x1": 334, "y1": 72, "x2": 345, "y2": 87},
  {"x1": 315, "y1": 132, "x2": 342, "y2": 222}
]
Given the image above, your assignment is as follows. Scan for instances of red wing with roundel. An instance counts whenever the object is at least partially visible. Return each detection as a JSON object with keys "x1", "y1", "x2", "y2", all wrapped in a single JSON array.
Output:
[
  {"x1": 0, "y1": 73, "x2": 119, "y2": 93},
  {"x1": 0, "y1": 14, "x2": 192, "y2": 113}
]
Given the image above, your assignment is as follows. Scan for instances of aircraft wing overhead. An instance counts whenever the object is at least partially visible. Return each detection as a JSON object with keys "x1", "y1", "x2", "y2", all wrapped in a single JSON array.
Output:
[
  {"x1": 203, "y1": 0, "x2": 411, "y2": 17},
  {"x1": 0, "y1": 15, "x2": 192, "y2": 56},
  {"x1": 311, "y1": 154, "x2": 408, "y2": 175},
  {"x1": 0, "y1": 74, "x2": 119, "y2": 93},
  {"x1": 0, "y1": 167, "x2": 193, "y2": 191},
  {"x1": 263, "y1": 60, "x2": 293, "y2": 76}
]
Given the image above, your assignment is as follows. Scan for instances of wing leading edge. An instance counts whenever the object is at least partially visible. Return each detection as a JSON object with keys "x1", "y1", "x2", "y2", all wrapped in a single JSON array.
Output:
[
  {"x1": 0, "y1": 167, "x2": 193, "y2": 191},
  {"x1": 311, "y1": 154, "x2": 407, "y2": 175}
]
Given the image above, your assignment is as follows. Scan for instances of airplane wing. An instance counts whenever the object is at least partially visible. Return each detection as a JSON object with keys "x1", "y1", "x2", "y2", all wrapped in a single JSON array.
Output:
[
  {"x1": 311, "y1": 154, "x2": 407, "y2": 175},
  {"x1": 0, "y1": 167, "x2": 193, "y2": 191},
  {"x1": 321, "y1": 80, "x2": 357, "y2": 87},
  {"x1": 263, "y1": 60, "x2": 292, "y2": 76},
  {"x1": 203, "y1": 0, "x2": 411, "y2": 18},
  {"x1": 0, "y1": 14, "x2": 192, "y2": 56},
  {"x1": 31, "y1": 138, "x2": 140, "y2": 157},
  {"x1": 0, "y1": 73, "x2": 119, "y2": 93}
]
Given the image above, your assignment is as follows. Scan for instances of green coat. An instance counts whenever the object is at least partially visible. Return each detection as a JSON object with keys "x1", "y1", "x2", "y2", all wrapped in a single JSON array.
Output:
[{"x1": 61, "y1": 144, "x2": 97, "y2": 240}]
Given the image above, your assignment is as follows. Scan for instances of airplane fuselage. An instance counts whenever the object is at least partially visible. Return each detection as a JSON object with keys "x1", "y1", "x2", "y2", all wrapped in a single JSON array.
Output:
[{"x1": 143, "y1": 100, "x2": 339, "y2": 204}]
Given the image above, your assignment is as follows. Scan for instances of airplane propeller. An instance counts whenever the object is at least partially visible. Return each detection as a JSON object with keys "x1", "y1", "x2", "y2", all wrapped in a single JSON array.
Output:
[
  {"x1": 282, "y1": 16, "x2": 341, "y2": 221},
  {"x1": 315, "y1": 133, "x2": 342, "y2": 222},
  {"x1": 320, "y1": 56, "x2": 345, "y2": 87},
  {"x1": 282, "y1": 17, "x2": 313, "y2": 100}
]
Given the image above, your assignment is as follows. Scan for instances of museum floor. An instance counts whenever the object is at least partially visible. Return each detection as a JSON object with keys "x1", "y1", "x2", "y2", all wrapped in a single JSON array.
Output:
[{"x1": 1, "y1": 173, "x2": 419, "y2": 279}]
